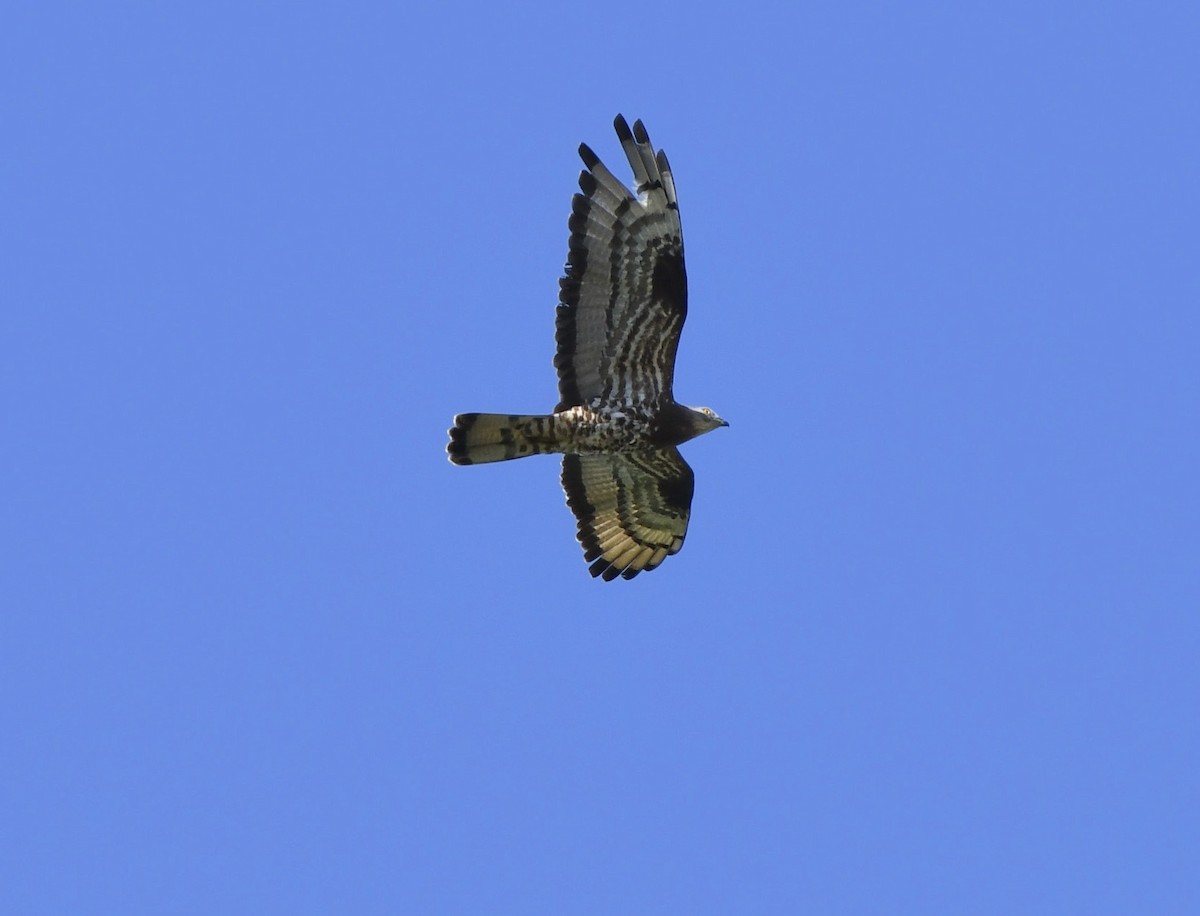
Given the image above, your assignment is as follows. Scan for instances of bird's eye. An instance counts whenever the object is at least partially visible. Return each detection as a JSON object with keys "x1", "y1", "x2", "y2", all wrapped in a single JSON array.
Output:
[{"x1": 704, "y1": 408, "x2": 713, "y2": 416}]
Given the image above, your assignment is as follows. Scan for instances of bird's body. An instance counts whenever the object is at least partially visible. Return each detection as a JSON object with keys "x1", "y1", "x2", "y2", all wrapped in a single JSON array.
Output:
[
  {"x1": 448, "y1": 116, "x2": 726, "y2": 580},
  {"x1": 450, "y1": 400, "x2": 722, "y2": 464}
]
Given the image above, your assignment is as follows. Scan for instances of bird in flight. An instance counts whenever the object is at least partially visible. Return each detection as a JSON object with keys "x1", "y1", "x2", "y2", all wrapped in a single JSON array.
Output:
[{"x1": 447, "y1": 116, "x2": 727, "y2": 580}]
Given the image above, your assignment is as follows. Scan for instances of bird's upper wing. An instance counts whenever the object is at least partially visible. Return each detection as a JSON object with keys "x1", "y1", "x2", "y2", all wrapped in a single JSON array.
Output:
[
  {"x1": 555, "y1": 115, "x2": 687, "y2": 411},
  {"x1": 560, "y1": 447, "x2": 694, "y2": 581}
]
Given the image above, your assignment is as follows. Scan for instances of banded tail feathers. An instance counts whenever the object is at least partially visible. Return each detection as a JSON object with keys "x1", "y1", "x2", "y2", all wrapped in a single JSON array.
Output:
[{"x1": 446, "y1": 413, "x2": 560, "y2": 465}]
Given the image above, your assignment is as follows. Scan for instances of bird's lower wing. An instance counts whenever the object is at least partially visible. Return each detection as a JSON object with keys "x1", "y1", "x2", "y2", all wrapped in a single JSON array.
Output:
[{"x1": 560, "y1": 448, "x2": 694, "y2": 581}]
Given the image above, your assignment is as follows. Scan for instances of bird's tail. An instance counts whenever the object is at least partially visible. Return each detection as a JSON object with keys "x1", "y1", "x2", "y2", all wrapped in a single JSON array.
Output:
[{"x1": 446, "y1": 413, "x2": 562, "y2": 465}]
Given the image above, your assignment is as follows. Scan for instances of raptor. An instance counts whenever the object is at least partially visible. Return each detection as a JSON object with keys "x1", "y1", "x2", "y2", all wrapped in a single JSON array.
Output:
[{"x1": 447, "y1": 116, "x2": 726, "y2": 580}]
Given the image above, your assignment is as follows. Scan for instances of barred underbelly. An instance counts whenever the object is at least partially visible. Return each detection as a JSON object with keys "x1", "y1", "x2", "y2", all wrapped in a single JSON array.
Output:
[{"x1": 555, "y1": 404, "x2": 655, "y2": 453}]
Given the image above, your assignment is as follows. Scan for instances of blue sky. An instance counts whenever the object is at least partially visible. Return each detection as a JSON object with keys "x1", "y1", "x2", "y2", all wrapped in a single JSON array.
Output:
[{"x1": 4, "y1": 1, "x2": 1198, "y2": 912}]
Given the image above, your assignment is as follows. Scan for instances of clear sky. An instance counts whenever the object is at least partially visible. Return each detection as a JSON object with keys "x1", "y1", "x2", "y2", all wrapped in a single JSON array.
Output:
[{"x1": 4, "y1": 2, "x2": 1198, "y2": 913}]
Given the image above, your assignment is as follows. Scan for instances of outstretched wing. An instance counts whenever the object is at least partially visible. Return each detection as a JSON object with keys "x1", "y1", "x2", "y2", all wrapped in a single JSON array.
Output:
[
  {"x1": 560, "y1": 448, "x2": 694, "y2": 581},
  {"x1": 555, "y1": 115, "x2": 687, "y2": 412}
]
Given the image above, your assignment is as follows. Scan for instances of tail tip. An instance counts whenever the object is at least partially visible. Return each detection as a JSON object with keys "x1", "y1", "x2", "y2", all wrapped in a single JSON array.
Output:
[{"x1": 446, "y1": 417, "x2": 472, "y2": 464}]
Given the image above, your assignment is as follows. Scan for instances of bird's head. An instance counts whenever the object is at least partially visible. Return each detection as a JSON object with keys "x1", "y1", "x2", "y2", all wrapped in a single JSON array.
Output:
[{"x1": 687, "y1": 405, "x2": 730, "y2": 436}]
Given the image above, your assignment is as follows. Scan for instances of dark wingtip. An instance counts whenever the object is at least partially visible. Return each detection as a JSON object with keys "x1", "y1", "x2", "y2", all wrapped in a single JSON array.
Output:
[
  {"x1": 632, "y1": 119, "x2": 650, "y2": 144},
  {"x1": 613, "y1": 114, "x2": 632, "y2": 142},
  {"x1": 578, "y1": 142, "x2": 599, "y2": 169}
]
